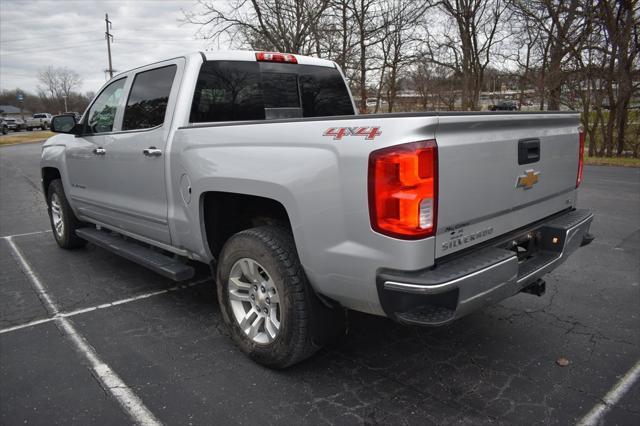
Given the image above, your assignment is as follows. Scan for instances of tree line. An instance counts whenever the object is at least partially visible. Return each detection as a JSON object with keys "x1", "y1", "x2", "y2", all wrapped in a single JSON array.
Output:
[
  {"x1": 0, "y1": 66, "x2": 93, "y2": 117},
  {"x1": 184, "y1": 0, "x2": 639, "y2": 157}
]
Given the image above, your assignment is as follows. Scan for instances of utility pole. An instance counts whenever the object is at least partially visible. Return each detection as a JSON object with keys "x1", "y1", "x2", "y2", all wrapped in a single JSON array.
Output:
[{"x1": 105, "y1": 13, "x2": 114, "y2": 79}]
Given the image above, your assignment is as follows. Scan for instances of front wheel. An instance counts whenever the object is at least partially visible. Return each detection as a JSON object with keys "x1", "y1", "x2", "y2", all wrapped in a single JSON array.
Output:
[
  {"x1": 47, "y1": 179, "x2": 86, "y2": 249},
  {"x1": 216, "y1": 226, "x2": 343, "y2": 368}
]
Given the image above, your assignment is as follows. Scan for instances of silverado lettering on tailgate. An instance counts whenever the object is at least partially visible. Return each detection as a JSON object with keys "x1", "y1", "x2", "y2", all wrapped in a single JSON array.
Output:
[{"x1": 442, "y1": 227, "x2": 494, "y2": 252}]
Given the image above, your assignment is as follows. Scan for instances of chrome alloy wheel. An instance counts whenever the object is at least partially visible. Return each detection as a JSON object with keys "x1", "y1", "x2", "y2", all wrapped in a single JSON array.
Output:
[
  {"x1": 228, "y1": 258, "x2": 281, "y2": 344},
  {"x1": 50, "y1": 193, "x2": 64, "y2": 238}
]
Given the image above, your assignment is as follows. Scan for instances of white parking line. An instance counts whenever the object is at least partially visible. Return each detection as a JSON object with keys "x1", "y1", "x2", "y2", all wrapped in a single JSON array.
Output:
[
  {"x1": 0, "y1": 279, "x2": 209, "y2": 335},
  {"x1": 577, "y1": 359, "x2": 640, "y2": 426},
  {"x1": 6, "y1": 236, "x2": 163, "y2": 426},
  {"x1": 0, "y1": 317, "x2": 54, "y2": 335},
  {"x1": 1, "y1": 229, "x2": 51, "y2": 239}
]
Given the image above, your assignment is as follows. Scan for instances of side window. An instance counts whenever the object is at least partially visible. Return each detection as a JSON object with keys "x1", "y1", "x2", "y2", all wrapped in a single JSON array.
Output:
[
  {"x1": 122, "y1": 65, "x2": 177, "y2": 130},
  {"x1": 190, "y1": 61, "x2": 264, "y2": 123},
  {"x1": 85, "y1": 78, "x2": 126, "y2": 134}
]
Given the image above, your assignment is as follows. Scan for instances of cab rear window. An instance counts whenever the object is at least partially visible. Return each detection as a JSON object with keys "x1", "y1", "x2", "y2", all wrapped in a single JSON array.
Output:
[{"x1": 190, "y1": 60, "x2": 354, "y2": 123}]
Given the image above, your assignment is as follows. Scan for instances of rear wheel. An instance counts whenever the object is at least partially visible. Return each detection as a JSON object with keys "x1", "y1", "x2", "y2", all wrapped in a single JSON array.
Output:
[
  {"x1": 216, "y1": 225, "x2": 344, "y2": 368},
  {"x1": 47, "y1": 179, "x2": 86, "y2": 249}
]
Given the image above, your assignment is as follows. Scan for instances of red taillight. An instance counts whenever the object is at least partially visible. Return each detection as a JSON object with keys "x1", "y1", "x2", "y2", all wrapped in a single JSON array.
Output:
[
  {"x1": 577, "y1": 129, "x2": 585, "y2": 187},
  {"x1": 368, "y1": 140, "x2": 438, "y2": 239},
  {"x1": 255, "y1": 52, "x2": 298, "y2": 64}
]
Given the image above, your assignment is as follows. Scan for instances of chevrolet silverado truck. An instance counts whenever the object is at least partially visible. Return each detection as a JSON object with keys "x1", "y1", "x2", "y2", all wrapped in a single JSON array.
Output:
[{"x1": 42, "y1": 51, "x2": 593, "y2": 368}]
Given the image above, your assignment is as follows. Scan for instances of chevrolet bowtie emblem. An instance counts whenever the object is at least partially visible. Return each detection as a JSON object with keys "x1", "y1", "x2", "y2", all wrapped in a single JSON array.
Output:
[{"x1": 516, "y1": 170, "x2": 540, "y2": 189}]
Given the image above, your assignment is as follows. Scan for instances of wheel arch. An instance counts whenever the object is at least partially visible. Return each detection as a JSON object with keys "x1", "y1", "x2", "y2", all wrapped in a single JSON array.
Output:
[
  {"x1": 41, "y1": 167, "x2": 61, "y2": 204},
  {"x1": 200, "y1": 191, "x2": 295, "y2": 261}
]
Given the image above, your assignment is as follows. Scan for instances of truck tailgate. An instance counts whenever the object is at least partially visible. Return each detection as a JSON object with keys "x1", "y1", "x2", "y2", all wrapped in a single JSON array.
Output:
[{"x1": 435, "y1": 113, "x2": 581, "y2": 258}]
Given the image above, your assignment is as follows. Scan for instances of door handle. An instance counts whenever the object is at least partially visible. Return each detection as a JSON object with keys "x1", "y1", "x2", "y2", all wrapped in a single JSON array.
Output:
[
  {"x1": 93, "y1": 147, "x2": 106, "y2": 155},
  {"x1": 143, "y1": 147, "x2": 162, "y2": 157}
]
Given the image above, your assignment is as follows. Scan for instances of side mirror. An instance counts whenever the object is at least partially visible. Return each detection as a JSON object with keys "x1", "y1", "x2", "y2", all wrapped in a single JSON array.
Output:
[{"x1": 51, "y1": 114, "x2": 78, "y2": 134}]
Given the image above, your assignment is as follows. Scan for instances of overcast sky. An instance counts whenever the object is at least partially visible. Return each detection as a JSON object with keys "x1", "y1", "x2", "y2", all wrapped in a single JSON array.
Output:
[{"x1": 0, "y1": 0, "x2": 223, "y2": 94}]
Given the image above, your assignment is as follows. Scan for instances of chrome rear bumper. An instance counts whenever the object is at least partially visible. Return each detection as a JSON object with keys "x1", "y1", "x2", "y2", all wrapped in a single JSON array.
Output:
[{"x1": 377, "y1": 209, "x2": 594, "y2": 326}]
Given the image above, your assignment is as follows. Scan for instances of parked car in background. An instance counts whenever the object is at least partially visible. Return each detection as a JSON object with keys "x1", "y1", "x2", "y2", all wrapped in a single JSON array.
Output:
[
  {"x1": 26, "y1": 113, "x2": 52, "y2": 130},
  {"x1": 489, "y1": 100, "x2": 519, "y2": 111},
  {"x1": 1, "y1": 118, "x2": 7, "y2": 135},
  {"x1": 4, "y1": 117, "x2": 27, "y2": 132}
]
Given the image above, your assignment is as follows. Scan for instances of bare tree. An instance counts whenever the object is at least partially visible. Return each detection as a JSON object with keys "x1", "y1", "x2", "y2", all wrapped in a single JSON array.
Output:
[
  {"x1": 422, "y1": 0, "x2": 509, "y2": 110},
  {"x1": 507, "y1": 8, "x2": 541, "y2": 109},
  {"x1": 411, "y1": 58, "x2": 458, "y2": 111},
  {"x1": 58, "y1": 68, "x2": 82, "y2": 100},
  {"x1": 599, "y1": 0, "x2": 639, "y2": 156},
  {"x1": 511, "y1": 0, "x2": 590, "y2": 111},
  {"x1": 324, "y1": 0, "x2": 356, "y2": 70},
  {"x1": 377, "y1": 0, "x2": 430, "y2": 112},
  {"x1": 348, "y1": 0, "x2": 386, "y2": 112},
  {"x1": 180, "y1": 0, "x2": 637, "y2": 137},
  {"x1": 38, "y1": 66, "x2": 62, "y2": 100},
  {"x1": 37, "y1": 66, "x2": 83, "y2": 112},
  {"x1": 183, "y1": 0, "x2": 331, "y2": 54}
]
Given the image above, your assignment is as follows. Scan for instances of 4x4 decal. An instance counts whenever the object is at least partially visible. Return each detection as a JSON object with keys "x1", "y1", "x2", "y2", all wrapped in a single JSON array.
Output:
[{"x1": 323, "y1": 126, "x2": 382, "y2": 140}]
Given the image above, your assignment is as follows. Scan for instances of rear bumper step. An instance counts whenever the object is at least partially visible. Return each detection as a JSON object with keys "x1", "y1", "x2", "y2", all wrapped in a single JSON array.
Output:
[
  {"x1": 76, "y1": 228, "x2": 195, "y2": 281},
  {"x1": 377, "y1": 209, "x2": 594, "y2": 326}
]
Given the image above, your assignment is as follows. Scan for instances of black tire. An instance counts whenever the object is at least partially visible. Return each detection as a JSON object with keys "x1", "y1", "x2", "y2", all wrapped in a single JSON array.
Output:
[
  {"x1": 47, "y1": 179, "x2": 87, "y2": 249},
  {"x1": 216, "y1": 225, "x2": 344, "y2": 369}
]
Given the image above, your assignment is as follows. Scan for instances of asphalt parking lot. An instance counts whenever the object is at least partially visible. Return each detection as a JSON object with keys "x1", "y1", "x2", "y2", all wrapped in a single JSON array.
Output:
[{"x1": 1, "y1": 141, "x2": 638, "y2": 425}]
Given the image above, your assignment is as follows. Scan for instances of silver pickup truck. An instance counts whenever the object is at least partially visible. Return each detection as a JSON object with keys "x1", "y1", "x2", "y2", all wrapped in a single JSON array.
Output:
[
  {"x1": 42, "y1": 51, "x2": 593, "y2": 368},
  {"x1": 27, "y1": 113, "x2": 52, "y2": 130}
]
